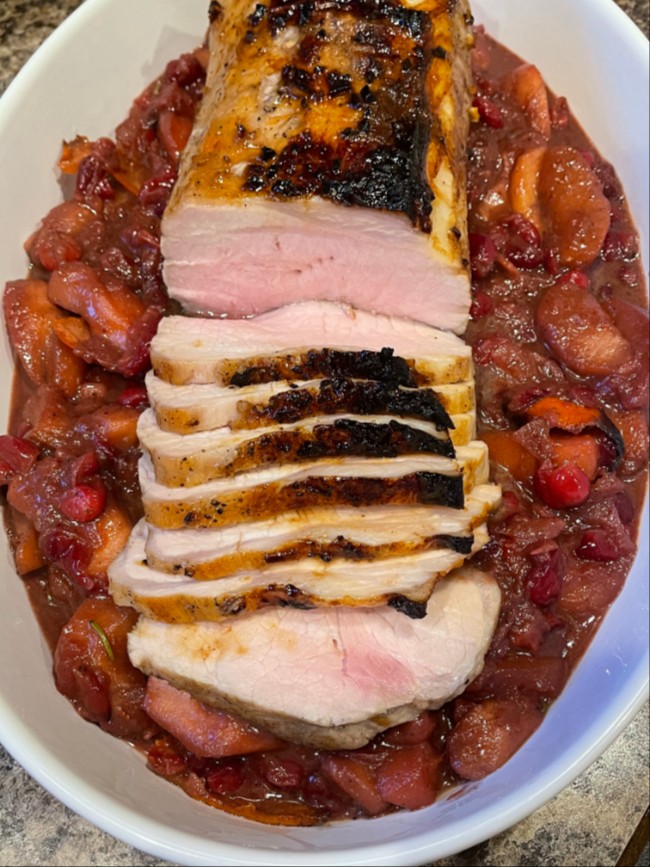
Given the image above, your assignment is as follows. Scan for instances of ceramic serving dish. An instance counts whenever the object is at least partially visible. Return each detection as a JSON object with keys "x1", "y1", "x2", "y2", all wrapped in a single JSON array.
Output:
[{"x1": 0, "y1": 0, "x2": 647, "y2": 864}]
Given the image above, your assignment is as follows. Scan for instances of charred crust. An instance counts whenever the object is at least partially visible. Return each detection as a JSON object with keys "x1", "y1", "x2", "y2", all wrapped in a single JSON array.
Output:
[
  {"x1": 238, "y1": 0, "x2": 435, "y2": 231},
  {"x1": 244, "y1": 377, "x2": 454, "y2": 430},
  {"x1": 327, "y1": 70, "x2": 353, "y2": 97},
  {"x1": 261, "y1": 583, "x2": 316, "y2": 609},
  {"x1": 436, "y1": 533, "x2": 474, "y2": 554},
  {"x1": 249, "y1": 3, "x2": 268, "y2": 26},
  {"x1": 267, "y1": 0, "x2": 424, "y2": 38},
  {"x1": 261, "y1": 529, "x2": 468, "y2": 566},
  {"x1": 224, "y1": 419, "x2": 455, "y2": 472},
  {"x1": 168, "y1": 470, "x2": 464, "y2": 528},
  {"x1": 294, "y1": 418, "x2": 455, "y2": 460},
  {"x1": 284, "y1": 471, "x2": 464, "y2": 509},
  {"x1": 388, "y1": 596, "x2": 428, "y2": 619},
  {"x1": 416, "y1": 472, "x2": 464, "y2": 508},
  {"x1": 227, "y1": 347, "x2": 421, "y2": 388},
  {"x1": 208, "y1": 0, "x2": 223, "y2": 24}
]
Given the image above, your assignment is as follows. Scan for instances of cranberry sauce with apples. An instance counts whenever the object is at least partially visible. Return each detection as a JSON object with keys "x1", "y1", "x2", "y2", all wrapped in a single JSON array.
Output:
[{"x1": 1, "y1": 31, "x2": 648, "y2": 826}]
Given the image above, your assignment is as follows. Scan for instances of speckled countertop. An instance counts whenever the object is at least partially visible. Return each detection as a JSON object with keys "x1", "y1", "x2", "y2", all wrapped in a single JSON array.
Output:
[{"x1": 1, "y1": 1, "x2": 649, "y2": 866}]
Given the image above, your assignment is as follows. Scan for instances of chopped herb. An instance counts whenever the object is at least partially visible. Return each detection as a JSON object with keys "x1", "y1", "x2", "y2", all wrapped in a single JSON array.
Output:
[{"x1": 90, "y1": 620, "x2": 114, "y2": 661}]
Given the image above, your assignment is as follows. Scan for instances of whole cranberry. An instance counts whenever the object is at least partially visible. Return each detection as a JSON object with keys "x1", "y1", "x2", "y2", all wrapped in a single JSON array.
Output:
[
  {"x1": 118, "y1": 384, "x2": 149, "y2": 408},
  {"x1": 261, "y1": 757, "x2": 305, "y2": 789},
  {"x1": 469, "y1": 233, "x2": 497, "y2": 279},
  {"x1": 470, "y1": 291, "x2": 493, "y2": 319},
  {"x1": 473, "y1": 94, "x2": 504, "y2": 129},
  {"x1": 0, "y1": 435, "x2": 39, "y2": 484},
  {"x1": 534, "y1": 463, "x2": 591, "y2": 509},
  {"x1": 206, "y1": 761, "x2": 246, "y2": 794},
  {"x1": 502, "y1": 215, "x2": 544, "y2": 269},
  {"x1": 60, "y1": 482, "x2": 107, "y2": 523},
  {"x1": 576, "y1": 529, "x2": 624, "y2": 562},
  {"x1": 527, "y1": 563, "x2": 562, "y2": 606}
]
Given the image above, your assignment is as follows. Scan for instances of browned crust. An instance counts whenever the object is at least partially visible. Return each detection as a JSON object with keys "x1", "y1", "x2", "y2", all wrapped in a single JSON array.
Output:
[
  {"x1": 150, "y1": 530, "x2": 474, "y2": 580},
  {"x1": 144, "y1": 470, "x2": 465, "y2": 529}
]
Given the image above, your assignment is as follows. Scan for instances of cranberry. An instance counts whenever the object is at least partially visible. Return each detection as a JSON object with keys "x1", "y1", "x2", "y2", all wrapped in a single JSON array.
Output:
[
  {"x1": 59, "y1": 482, "x2": 107, "y2": 523},
  {"x1": 260, "y1": 757, "x2": 305, "y2": 789},
  {"x1": 469, "y1": 233, "x2": 497, "y2": 279},
  {"x1": 100, "y1": 246, "x2": 138, "y2": 284},
  {"x1": 502, "y1": 215, "x2": 544, "y2": 269},
  {"x1": 138, "y1": 168, "x2": 177, "y2": 216},
  {"x1": 41, "y1": 528, "x2": 92, "y2": 581},
  {"x1": 148, "y1": 743, "x2": 188, "y2": 778},
  {"x1": 0, "y1": 435, "x2": 39, "y2": 484},
  {"x1": 206, "y1": 761, "x2": 246, "y2": 794},
  {"x1": 68, "y1": 451, "x2": 101, "y2": 486},
  {"x1": 472, "y1": 335, "x2": 504, "y2": 366},
  {"x1": 527, "y1": 563, "x2": 562, "y2": 606},
  {"x1": 118, "y1": 384, "x2": 149, "y2": 408},
  {"x1": 165, "y1": 53, "x2": 204, "y2": 87},
  {"x1": 558, "y1": 270, "x2": 591, "y2": 290},
  {"x1": 601, "y1": 229, "x2": 639, "y2": 262},
  {"x1": 543, "y1": 246, "x2": 561, "y2": 276},
  {"x1": 473, "y1": 94, "x2": 504, "y2": 128},
  {"x1": 470, "y1": 291, "x2": 493, "y2": 319},
  {"x1": 534, "y1": 463, "x2": 591, "y2": 509},
  {"x1": 576, "y1": 529, "x2": 625, "y2": 562},
  {"x1": 76, "y1": 154, "x2": 115, "y2": 201}
]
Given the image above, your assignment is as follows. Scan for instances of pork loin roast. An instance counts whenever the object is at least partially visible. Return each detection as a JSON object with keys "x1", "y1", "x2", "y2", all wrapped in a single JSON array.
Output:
[
  {"x1": 110, "y1": 517, "x2": 490, "y2": 620},
  {"x1": 150, "y1": 303, "x2": 472, "y2": 386},
  {"x1": 161, "y1": 1, "x2": 473, "y2": 331},
  {"x1": 137, "y1": 408, "x2": 472, "y2": 487},
  {"x1": 127, "y1": 567, "x2": 500, "y2": 749},
  {"x1": 142, "y1": 484, "x2": 502, "y2": 579},
  {"x1": 106, "y1": 0, "x2": 503, "y2": 779}
]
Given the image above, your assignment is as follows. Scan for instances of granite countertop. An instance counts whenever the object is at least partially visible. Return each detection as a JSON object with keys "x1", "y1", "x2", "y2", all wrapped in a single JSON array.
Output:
[{"x1": 1, "y1": 1, "x2": 649, "y2": 865}]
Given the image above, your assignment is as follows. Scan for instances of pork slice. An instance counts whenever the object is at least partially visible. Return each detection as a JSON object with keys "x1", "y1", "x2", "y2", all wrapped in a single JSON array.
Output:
[
  {"x1": 144, "y1": 484, "x2": 502, "y2": 580},
  {"x1": 110, "y1": 519, "x2": 490, "y2": 623},
  {"x1": 139, "y1": 443, "x2": 490, "y2": 529},
  {"x1": 127, "y1": 567, "x2": 500, "y2": 749},
  {"x1": 161, "y1": 2, "x2": 472, "y2": 332},
  {"x1": 138, "y1": 408, "x2": 459, "y2": 487},
  {"x1": 151, "y1": 304, "x2": 472, "y2": 386},
  {"x1": 145, "y1": 372, "x2": 475, "y2": 435}
]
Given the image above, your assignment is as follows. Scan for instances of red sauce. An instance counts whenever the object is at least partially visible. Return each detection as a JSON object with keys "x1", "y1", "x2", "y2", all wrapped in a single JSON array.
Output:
[{"x1": 1, "y1": 31, "x2": 647, "y2": 825}]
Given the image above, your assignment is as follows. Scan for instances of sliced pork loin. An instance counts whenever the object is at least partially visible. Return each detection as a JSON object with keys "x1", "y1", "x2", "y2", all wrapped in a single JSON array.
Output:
[
  {"x1": 109, "y1": 519, "x2": 489, "y2": 621},
  {"x1": 144, "y1": 484, "x2": 502, "y2": 580},
  {"x1": 138, "y1": 408, "x2": 467, "y2": 487},
  {"x1": 150, "y1": 304, "x2": 472, "y2": 387},
  {"x1": 139, "y1": 443, "x2": 489, "y2": 529},
  {"x1": 146, "y1": 373, "x2": 475, "y2": 436},
  {"x1": 127, "y1": 567, "x2": 500, "y2": 749},
  {"x1": 161, "y1": 3, "x2": 472, "y2": 332}
]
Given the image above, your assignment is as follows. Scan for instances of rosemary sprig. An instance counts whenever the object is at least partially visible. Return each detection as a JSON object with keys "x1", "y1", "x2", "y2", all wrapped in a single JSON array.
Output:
[{"x1": 89, "y1": 620, "x2": 115, "y2": 661}]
